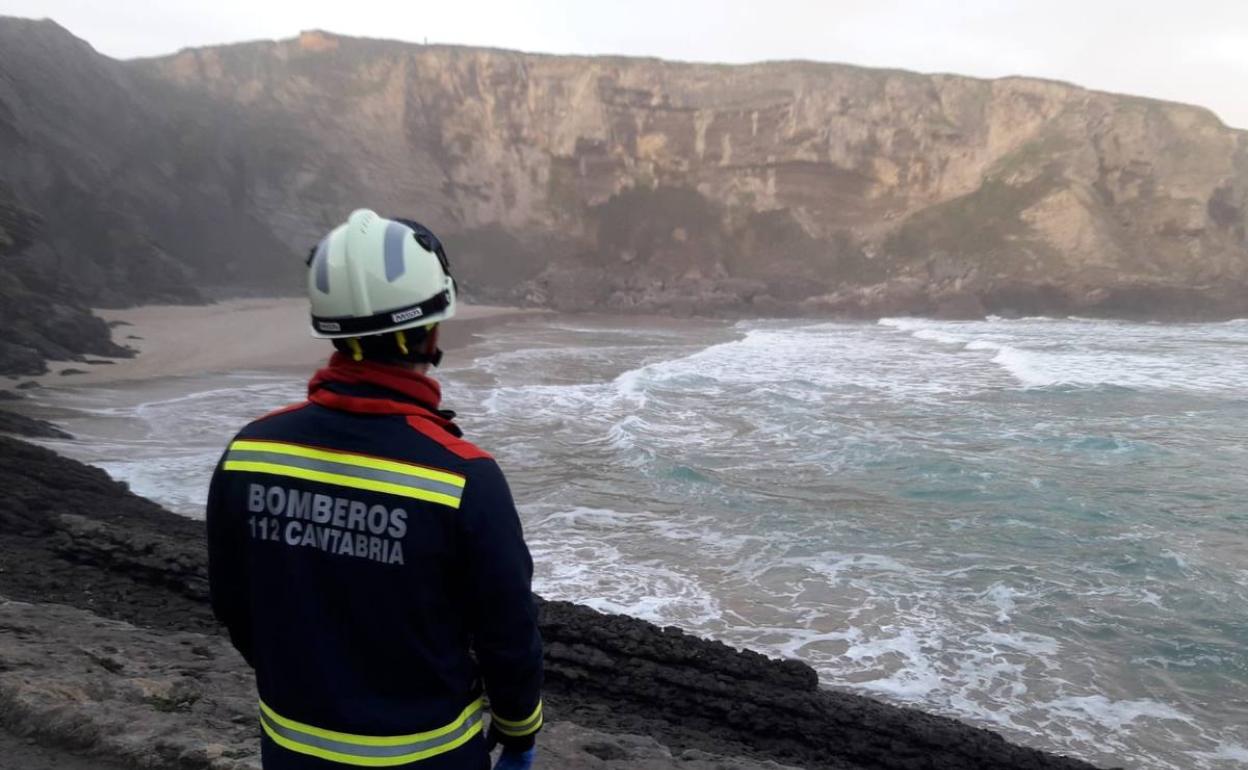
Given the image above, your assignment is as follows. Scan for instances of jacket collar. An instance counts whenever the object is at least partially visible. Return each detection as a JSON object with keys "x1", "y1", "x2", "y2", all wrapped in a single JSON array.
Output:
[{"x1": 308, "y1": 354, "x2": 462, "y2": 435}]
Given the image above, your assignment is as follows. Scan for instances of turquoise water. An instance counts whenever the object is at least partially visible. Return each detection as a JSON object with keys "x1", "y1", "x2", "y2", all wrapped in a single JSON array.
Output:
[{"x1": 27, "y1": 316, "x2": 1248, "y2": 769}]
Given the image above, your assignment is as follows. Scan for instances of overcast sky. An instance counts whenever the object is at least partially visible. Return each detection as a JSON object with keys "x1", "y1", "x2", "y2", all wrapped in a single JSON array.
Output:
[{"x1": 4, "y1": 0, "x2": 1247, "y2": 128}]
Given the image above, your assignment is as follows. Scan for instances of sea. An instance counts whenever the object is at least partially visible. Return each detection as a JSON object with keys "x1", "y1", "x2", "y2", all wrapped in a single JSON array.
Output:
[{"x1": 21, "y1": 315, "x2": 1248, "y2": 770}]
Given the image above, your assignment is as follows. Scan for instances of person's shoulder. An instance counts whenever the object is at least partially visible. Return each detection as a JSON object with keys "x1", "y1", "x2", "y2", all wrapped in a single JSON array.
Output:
[
  {"x1": 222, "y1": 402, "x2": 315, "y2": 450},
  {"x1": 399, "y1": 415, "x2": 511, "y2": 497},
  {"x1": 253, "y1": 401, "x2": 313, "y2": 425},
  {"x1": 237, "y1": 400, "x2": 314, "y2": 433},
  {"x1": 402, "y1": 414, "x2": 494, "y2": 462},
  {"x1": 455, "y1": 453, "x2": 513, "y2": 511}
]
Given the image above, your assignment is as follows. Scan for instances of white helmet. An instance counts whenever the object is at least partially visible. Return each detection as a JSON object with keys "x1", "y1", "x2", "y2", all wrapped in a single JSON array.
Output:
[{"x1": 307, "y1": 209, "x2": 457, "y2": 339}]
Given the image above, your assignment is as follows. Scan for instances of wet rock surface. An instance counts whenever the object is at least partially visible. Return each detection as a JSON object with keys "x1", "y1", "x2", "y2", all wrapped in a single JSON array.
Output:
[
  {"x1": 0, "y1": 728, "x2": 141, "y2": 770},
  {"x1": 0, "y1": 436, "x2": 214, "y2": 633},
  {"x1": 0, "y1": 407, "x2": 72, "y2": 438},
  {"x1": 0, "y1": 436, "x2": 1115, "y2": 769},
  {"x1": 0, "y1": 600, "x2": 259, "y2": 770},
  {"x1": 536, "y1": 601, "x2": 1111, "y2": 770}
]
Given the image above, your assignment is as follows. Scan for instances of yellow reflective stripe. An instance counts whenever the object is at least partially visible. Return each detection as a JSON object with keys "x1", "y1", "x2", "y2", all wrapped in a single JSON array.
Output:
[
  {"x1": 259, "y1": 697, "x2": 484, "y2": 746},
  {"x1": 231, "y1": 440, "x2": 465, "y2": 488},
  {"x1": 491, "y1": 701, "x2": 542, "y2": 729},
  {"x1": 492, "y1": 700, "x2": 543, "y2": 736},
  {"x1": 224, "y1": 461, "x2": 462, "y2": 508},
  {"x1": 493, "y1": 718, "x2": 541, "y2": 737},
  {"x1": 261, "y1": 716, "x2": 483, "y2": 767}
]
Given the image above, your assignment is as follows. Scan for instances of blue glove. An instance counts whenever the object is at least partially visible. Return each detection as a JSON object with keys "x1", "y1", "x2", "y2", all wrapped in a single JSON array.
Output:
[{"x1": 493, "y1": 747, "x2": 535, "y2": 770}]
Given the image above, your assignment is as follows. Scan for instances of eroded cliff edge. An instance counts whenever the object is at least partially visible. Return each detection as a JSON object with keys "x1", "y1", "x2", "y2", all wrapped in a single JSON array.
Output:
[{"x1": 0, "y1": 434, "x2": 1112, "y2": 769}]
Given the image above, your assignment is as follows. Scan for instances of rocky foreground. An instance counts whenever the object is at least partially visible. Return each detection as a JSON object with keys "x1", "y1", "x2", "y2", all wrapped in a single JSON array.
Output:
[{"x1": 0, "y1": 432, "x2": 1115, "y2": 770}]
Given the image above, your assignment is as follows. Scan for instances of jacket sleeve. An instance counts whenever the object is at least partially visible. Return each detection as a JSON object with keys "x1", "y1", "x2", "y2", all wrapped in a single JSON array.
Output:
[
  {"x1": 206, "y1": 453, "x2": 255, "y2": 667},
  {"x1": 459, "y1": 459, "x2": 544, "y2": 749}
]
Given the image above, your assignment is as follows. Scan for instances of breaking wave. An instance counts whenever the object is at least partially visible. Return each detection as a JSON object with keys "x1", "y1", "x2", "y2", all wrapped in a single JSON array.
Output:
[{"x1": 879, "y1": 316, "x2": 1248, "y2": 391}]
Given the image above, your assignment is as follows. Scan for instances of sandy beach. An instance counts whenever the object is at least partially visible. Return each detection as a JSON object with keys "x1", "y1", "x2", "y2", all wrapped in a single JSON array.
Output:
[{"x1": 32, "y1": 298, "x2": 541, "y2": 386}]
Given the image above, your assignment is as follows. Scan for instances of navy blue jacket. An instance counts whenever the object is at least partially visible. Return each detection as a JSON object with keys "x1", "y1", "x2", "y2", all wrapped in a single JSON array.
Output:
[{"x1": 207, "y1": 354, "x2": 543, "y2": 769}]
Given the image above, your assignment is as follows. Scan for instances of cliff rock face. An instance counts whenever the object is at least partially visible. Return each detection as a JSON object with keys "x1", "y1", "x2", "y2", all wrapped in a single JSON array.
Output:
[
  {"x1": 0, "y1": 184, "x2": 130, "y2": 375},
  {"x1": 2, "y1": 16, "x2": 1247, "y2": 367},
  {"x1": 139, "y1": 29, "x2": 1248, "y2": 317},
  {"x1": 0, "y1": 18, "x2": 294, "y2": 373},
  {"x1": 0, "y1": 19, "x2": 294, "y2": 305}
]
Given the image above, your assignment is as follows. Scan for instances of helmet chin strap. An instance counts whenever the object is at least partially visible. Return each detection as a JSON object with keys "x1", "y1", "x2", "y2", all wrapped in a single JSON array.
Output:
[
  {"x1": 398, "y1": 327, "x2": 442, "y2": 367},
  {"x1": 334, "y1": 328, "x2": 443, "y2": 367},
  {"x1": 407, "y1": 348, "x2": 443, "y2": 367}
]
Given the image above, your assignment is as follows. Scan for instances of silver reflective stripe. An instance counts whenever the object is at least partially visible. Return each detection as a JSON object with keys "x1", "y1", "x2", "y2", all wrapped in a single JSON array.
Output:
[
  {"x1": 261, "y1": 708, "x2": 484, "y2": 762},
  {"x1": 383, "y1": 221, "x2": 408, "y2": 282},
  {"x1": 225, "y1": 449, "x2": 465, "y2": 501}
]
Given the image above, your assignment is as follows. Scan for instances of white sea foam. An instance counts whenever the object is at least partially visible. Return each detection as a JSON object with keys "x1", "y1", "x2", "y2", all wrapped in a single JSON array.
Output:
[
  {"x1": 980, "y1": 583, "x2": 1022, "y2": 623},
  {"x1": 962, "y1": 339, "x2": 1005, "y2": 352},
  {"x1": 526, "y1": 505, "x2": 723, "y2": 627},
  {"x1": 843, "y1": 627, "x2": 948, "y2": 699},
  {"x1": 97, "y1": 453, "x2": 217, "y2": 517},
  {"x1": 1159, "y1": 549, "x2": 1191, "y2": 571},
  {"x1": 973, "y1": 630, "x2": 1060, "y2": 656},
  {"x1": 882, "y1": 316, "x2": 1248, "y2": 392},
  {"x1": 612, "y1": 365, "x2": 651, "y2": 407},
  {"x1": 1038, "y1": 695, "x2": 1188, "y2": 732},
  {"x1": 988, "y1": 345, "x2": 1060, "y2": 388},
  {"x1": 910, "y1": 327, "x2": 967, "y2": 345},
  {"x1": 877, "y1": 317, "x2": 928, "y2": 332},
  {"x1": 1193, "y1": 741, "x2": 1248, "y2": 769}
]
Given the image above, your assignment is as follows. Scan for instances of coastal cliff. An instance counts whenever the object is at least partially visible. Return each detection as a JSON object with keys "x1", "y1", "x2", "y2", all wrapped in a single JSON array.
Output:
[
  {"x1": 1, "y1": 15, "x2": 1246, "y2": 372},
  {"x1": 0, "y1": 187, "x2": 131, "y2": 375},
  {"x1": 141, "y1": 29, "x2": 1248, "y2": 320}
]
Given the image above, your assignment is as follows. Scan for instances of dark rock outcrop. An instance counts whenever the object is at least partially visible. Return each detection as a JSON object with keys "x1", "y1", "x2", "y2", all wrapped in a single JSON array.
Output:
[
  {"x1": 0, "y1": 435, "x2": 213, "y2": 631},
  {"x1": 0, "y1": 435, "x2": 1113, "y2": 770},
  {"x1": 0, "y1": 186, "x2": 132, "y2": 375},
  {"x1": 0, "y1": 408, "x2": 71, "y2": 438},
  {"x1": 538, "y1": 600, "x2": 1107, "y2": 770},
  {"x1": 0, "y1": 728, "x2": 139, "y2": 770}
]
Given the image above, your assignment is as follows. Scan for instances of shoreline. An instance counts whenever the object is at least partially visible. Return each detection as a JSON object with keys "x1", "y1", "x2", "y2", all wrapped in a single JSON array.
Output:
[
  {"x1": 8, "y1": 299, "x2": 1248, "y2": 393},
  {"x1": 21, "y1": 298, "x2": 544, "y2": 387},
  {"x1": 0, "y1": 434, "x2": 1113, "y2": 770}
]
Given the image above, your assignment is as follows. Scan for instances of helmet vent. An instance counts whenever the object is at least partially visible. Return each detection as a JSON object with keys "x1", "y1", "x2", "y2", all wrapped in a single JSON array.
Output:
[
  {"x1": 311, "y1": 238, "x2": 330, "y2": 292},
  {"x1": 382, "y1": 221, "x2": 409, "y2": 282}
]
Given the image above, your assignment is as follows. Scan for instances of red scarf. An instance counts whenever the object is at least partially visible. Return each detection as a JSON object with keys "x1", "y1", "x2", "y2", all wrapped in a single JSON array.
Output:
[
  {"x1": 309, "y1": 353, "x2": 445, "y2": 421},
  {"x1": 301, "y1": 353, "x2": 488, "y2": 460}
]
